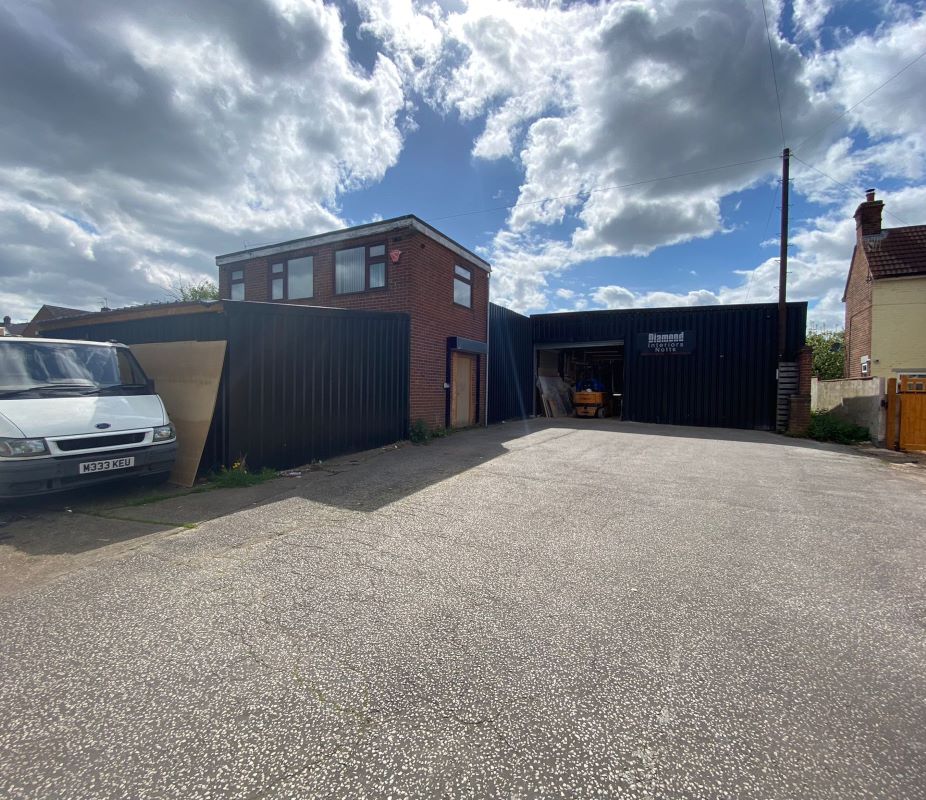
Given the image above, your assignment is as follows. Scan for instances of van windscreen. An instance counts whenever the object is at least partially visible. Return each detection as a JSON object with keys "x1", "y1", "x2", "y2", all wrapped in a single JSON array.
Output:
[{"x1": 0, "y1": 342, "x2": 150, "y2": 397}]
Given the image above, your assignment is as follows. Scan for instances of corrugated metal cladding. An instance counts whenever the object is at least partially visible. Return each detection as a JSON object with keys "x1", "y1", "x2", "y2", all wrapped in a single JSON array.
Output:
[
  {"x1": 528, "y1": 302, "x2": 807, "y2": 431},
  {"x1": 46, "y1": 301, "x2": 410, "y2": 472},
  {"x1": 488, "y1": 303, "x2": 533, "y2": 424},
  {"x1": 224, "y1": 303, "x2": 408, "y2": 468}
]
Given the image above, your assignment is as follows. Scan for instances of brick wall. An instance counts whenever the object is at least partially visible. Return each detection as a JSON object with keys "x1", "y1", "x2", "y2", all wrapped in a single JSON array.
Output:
[
  {"x1": 407, "y1": 233, "x2": 488, "y2": 429},
  {"x1": 844, "y1": 244, "x2": 872, "y2": 379},
  {"x1": 797, "y1": 344, "x2": 813, "y2": 396},
  {"x1": 788, "y1": 345, "x2": 813, "y2": 435},
  {"x1": 219, "y1": 228, "x2": 488, "y2": 429}
]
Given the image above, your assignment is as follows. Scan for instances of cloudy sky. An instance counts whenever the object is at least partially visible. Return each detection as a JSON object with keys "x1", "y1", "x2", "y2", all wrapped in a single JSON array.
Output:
[{"x1": 1, "y1": 0, "x2": 924, "y2": 327}]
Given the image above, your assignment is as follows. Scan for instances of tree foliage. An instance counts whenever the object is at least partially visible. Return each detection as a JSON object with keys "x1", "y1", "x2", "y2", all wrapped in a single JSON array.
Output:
[
  {"x1": 807, "y1": 329, "x2": 844, "y2": 380},
  {"x1": 167, "y1": 278, "x2": 219, "y2": 302}
]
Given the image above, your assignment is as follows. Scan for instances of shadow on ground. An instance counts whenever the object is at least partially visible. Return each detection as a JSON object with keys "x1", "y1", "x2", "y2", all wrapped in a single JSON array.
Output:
[{"x1": 0, "y1": 417, "x2": 904, "y2": 563}]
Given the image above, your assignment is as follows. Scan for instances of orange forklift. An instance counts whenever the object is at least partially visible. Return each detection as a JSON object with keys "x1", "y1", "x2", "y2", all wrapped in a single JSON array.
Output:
[{"x1": 574, "y1": 374, "x2": 609, "y2": 418}]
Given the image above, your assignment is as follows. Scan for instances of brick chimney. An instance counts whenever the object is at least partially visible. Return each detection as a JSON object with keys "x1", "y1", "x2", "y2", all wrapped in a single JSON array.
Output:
[{"x1": 854, "y1": 188, "x2": 883, "y2": 238}]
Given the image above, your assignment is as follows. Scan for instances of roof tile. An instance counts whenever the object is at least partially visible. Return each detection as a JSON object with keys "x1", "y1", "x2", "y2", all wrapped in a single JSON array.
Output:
[{"x1": 863, "y1": 224, "x2": 926, "y2": 278}]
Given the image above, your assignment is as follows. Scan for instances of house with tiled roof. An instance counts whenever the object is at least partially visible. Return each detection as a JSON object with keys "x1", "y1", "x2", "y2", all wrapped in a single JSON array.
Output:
[
  {"x1": 843, "y1": 191, "x2": 926, "y2": 379},
  {"x1": 1, "y1": 315, "x2": 28, "y2": 336},
  {"x1": 21, "y1": 304, "x2": 90, "y2": 337}
]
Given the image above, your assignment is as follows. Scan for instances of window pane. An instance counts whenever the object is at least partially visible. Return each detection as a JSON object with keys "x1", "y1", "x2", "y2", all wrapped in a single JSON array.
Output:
[
  {"x1": 336, "y1": 247, "x2": 365, "y2": 294},
  {"x1": 369, "y1": 262, "x2": 385, "y2": 289},
  {"x1": 454, "y1": 265, "x2": 471, "y2": 279},
  {"x1": 271, "y1": 277, "x2": 284, "y2": 300},
  {"x1": 117, "y1": 350, "x2": 147, "y2": 385},
  {"x1": 288, "y1": 256, "x2": 313, "y2": 299},
  {"x1": 271, "y1": 262, "x2": 284, "y2": 274},
  {"x1": 454, "y1": 278, "x2": 471, "y2": 307},
  {"x1": 231, "y1": 269, "x2": 243, "y2": 281},
  {"x1": 369, "y1": 244, "x2": 385, "y2": 257},
  {"x1": 230, "y1": 282, "x2": 244, "y2": 301}
]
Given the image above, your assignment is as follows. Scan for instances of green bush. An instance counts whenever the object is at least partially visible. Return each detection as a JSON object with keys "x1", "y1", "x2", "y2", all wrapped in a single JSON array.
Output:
[
  {"x1": 409, "y1": 419, "x2": 450, "y2": 444},
  {"x1": 806, "y1": 411, "x2": 869, "y2": 445},
  {"x1": 409, "y1": 419, "x2": 430, "y2": 444}
]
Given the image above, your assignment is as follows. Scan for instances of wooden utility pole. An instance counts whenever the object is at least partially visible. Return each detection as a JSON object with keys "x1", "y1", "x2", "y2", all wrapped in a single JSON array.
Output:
[{"x1": 777, "y1": 147, "x2": 790, "y2": 360}]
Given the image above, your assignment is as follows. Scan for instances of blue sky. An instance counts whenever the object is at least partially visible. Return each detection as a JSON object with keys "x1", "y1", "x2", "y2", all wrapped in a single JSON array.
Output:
[{"x1": 1, "y1": 0, "x2": 924, "y2": 328}]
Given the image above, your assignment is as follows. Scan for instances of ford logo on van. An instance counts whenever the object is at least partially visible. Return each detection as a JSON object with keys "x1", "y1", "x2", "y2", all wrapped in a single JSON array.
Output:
[{"x1": 95, "y1": 423, "x2": 112, "y2": 429}]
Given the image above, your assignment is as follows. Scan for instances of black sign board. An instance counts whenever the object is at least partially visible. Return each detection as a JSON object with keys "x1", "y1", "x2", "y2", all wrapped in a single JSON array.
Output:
[{"x1": 637, "y1": 330, "x2": 695, "y2": 355}]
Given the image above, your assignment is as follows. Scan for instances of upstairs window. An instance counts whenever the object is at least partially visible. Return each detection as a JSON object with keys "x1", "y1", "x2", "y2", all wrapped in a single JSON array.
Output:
[
  {"x1": 453, "y1": 265, "x2": 472, "y2": 308},
  {"x1": 336, "y1": 243, "x2": 387, "y2": 294},
  {"x1": 335, "y1": 247, "x2": 364, "y2": 294},
  {"x1": 270, "y1": 256, "x2": 314, "y2": 301},
  {"x1": 287, "y1": 256, "x2": 313, "y2": 299},
  {"x1": 230, "y1": 269, "x2": 245, "y2": 301},
  {"x1": 369, "y1": 244, "x2": 386, "y2": 289},
  {"x1": 271, "y1": 262, "x2": 284, "y2": 300}
]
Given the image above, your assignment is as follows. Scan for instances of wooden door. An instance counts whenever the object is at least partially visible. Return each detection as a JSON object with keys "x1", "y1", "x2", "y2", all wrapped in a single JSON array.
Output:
[
  {"x1": 451, "y1": 353, "x2": 474, "y2": 428},
  {"x1": 899, "y1": 376, "x2": 926, "y2": 452}
]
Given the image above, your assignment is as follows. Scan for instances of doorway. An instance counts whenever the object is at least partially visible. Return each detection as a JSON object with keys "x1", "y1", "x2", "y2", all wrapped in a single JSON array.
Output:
[
  {"x1": 451, "y1": 352, "x2": 476, "y2": 428},
  {"x1": 534, "y1": 342, "x2": 625, "y2": 418}
]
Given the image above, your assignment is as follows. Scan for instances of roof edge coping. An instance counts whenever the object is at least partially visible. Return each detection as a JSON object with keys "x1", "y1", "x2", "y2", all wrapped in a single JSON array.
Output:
[{"x1": 215, "y1": 215, "x2": 491, "y2": 272}]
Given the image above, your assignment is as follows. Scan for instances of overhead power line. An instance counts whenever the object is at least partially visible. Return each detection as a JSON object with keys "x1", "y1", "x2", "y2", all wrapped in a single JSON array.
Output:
[
  {"x1": 790, "y1": 154, "x2": 910, "y2": 226},
  {"x1": 431, "y1": 155, "x2": 781, "y2": 222},
  {"x1": 795, "y1": 46, "x2": 926, "y2": 152},
  {"x1": 760, "y1": 0, "x2": 786, "y2": 148}
]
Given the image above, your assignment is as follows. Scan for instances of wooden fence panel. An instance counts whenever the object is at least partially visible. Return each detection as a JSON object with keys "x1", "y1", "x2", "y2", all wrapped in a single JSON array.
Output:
[{"x1": 899, "y1": 376, "x2": 926, "y2": 452}]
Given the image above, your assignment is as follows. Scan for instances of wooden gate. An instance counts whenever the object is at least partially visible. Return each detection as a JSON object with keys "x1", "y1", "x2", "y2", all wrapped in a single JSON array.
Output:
[{"x1": 888, "y1": 376, "x2": 926, "y2": 452}]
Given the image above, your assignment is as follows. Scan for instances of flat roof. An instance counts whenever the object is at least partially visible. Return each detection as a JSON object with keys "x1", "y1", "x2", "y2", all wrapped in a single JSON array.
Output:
[
  {"x1": 215, "y1": 214, "x2": 491, "y2": 272},
  {"x1": 0, "y1": 336, "x2": 121, "y2": 348},
  {"x1": 529, "y1": 300, "x2": 808, "y2": 320}
]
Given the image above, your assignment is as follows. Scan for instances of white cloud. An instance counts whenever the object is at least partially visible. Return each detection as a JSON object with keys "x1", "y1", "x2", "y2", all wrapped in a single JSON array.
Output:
[
  {"x1": 791, "y1": 0, "x2": 836, "y2": 39},
  {"x1": 4, "y1": 0, "x2": 925, "y2": 333},
  {"x1": 359, "y1": 0, "x2": 926, "y2": 322},
  {"x1": 801, "y1": 8, "x2": 926, "y2": 162},
  {"x1": 712, "y1": 184, "x2": 926, "y2": 327},
  {"x1": 591, "y1": 286, "x2": 720, "y2": 311},
  {"x1": 0, "y1": 0, "x2": 408, "y2": 320}
]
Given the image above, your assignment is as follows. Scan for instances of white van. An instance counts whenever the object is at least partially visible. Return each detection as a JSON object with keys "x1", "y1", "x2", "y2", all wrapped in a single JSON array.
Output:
[{"x1": 0, "y1": 337, "x2": 177, "y2": 499}]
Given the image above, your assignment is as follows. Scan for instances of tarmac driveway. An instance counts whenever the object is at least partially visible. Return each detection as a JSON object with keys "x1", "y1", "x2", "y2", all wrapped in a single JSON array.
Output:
[{"x1": 1, "y1": 420, "x2": 924, "y2": 799}]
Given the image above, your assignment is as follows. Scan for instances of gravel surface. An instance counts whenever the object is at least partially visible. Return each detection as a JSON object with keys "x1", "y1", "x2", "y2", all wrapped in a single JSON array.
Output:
[{"x1": 1, "y1": 419, "x2": 924, "y2": 799}]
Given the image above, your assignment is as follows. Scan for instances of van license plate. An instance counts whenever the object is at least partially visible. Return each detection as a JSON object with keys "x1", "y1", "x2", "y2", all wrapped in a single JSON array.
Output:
[{"x1": 79, "y1": 457, "x2": 135, "y2": 474}]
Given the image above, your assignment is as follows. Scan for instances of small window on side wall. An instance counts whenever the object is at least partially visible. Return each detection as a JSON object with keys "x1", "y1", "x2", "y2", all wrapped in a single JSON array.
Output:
[
  {"x1": 453, "y1": 265, "x2": 472, "y2": 308},
  {"x1": 230, "y1": 269, "x2": 245, "y2": 301}
]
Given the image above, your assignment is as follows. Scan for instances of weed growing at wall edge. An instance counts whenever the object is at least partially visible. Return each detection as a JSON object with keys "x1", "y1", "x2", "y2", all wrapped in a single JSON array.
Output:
[
  {"x1": 210, "y1": 458, "x2": 278, "y2": 488},
  {"x1": 409, "y1": 419, "x2": 451, "y2": 444},
  {"x1": 806, "y1": 411, "x2": 869, "y2": 445}
]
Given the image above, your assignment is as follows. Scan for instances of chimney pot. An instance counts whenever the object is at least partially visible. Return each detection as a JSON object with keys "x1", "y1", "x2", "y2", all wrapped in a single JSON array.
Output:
[{"x1": 855, "y1": 191, "x2": 884, "y2": 238}]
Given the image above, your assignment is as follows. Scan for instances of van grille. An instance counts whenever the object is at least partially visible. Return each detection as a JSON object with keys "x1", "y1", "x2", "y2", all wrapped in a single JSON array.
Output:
[{"x1": 55, "y1": 432, "x2": 146, "y2": 452}]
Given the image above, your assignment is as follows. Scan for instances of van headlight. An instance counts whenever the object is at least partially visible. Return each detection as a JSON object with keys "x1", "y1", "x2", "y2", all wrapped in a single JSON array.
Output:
[
  {"x1": 0, "y1": 437, "x2": 49, "y2": 457},
  {"x1": 152, "y1": 424, "x2": 176, "y2": 443}
]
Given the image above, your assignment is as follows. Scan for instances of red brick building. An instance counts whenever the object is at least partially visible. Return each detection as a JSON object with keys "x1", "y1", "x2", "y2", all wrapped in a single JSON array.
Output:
[
  {"x1": 215, "y1": 215, "x2": 490, "y2": 430},
  {"x1": 843, "y1": 191, "x2": 926, "y2": 379}
]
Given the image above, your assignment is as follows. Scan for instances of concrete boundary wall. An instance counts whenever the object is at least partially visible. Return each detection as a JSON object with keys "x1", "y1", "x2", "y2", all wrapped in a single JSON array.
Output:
[{"x1": 812, "y1": 377, "x2": 885, "y2": 444}]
